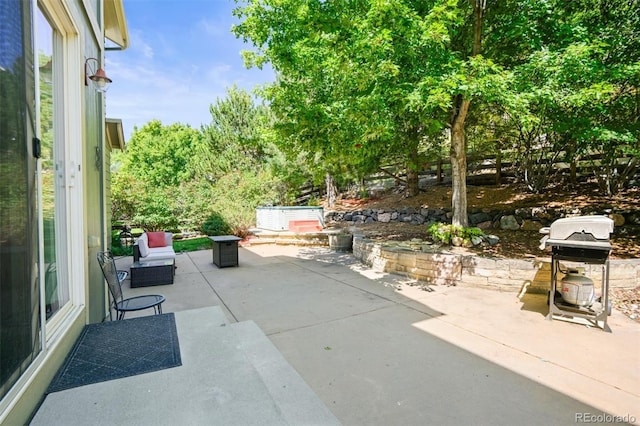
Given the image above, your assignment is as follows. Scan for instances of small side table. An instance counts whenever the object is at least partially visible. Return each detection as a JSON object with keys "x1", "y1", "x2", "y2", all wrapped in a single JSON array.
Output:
[
  {"x1": 210, "y1": 236, "x2": 242, "y2": 267},
  {"x1": 130, "y1": 259, "x2": 175, "y2": 287}
]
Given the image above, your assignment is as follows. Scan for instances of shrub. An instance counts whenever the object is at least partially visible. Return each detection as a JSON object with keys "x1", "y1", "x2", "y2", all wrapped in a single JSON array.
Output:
[
  {"x1": 127, "y1": 186, "x2": 179, "y2": 231},
  {"x1": 172, "y1": 180, "x2": 216, "y2": 234},
  {"x1": 202, "y1": 212, "x2": 231, "y2": 236},
  {"x1": 206, "y1": 169, "x2": 280, "y2": 237},
  {"x1": 110, "y1": 230, "x2": 133, "y2": 256},
  {"x1": 428, "y1": 222, "x2": 484, "y2": 246}
]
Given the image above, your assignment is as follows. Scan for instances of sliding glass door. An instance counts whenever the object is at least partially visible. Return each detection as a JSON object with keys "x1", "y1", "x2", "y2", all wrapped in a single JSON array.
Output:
[
  {"x1": 0, "y1": 0, "x2": 76, "y2": 402},
  {"x1": 0, "y1": 0, "x2": 40, "y2": 401}
]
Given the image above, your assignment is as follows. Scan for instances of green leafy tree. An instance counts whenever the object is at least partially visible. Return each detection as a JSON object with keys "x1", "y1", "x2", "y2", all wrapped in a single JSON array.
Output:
[
  {"x1": 233, "y1": 0, "x2": 449, "y2": 200},
  {"x1": 196, "y1": 87, "x2": 298, "y2": 234},
  {"x1": 495, "y1": 0, "x2": 639, "y2": 194},
  {"x1": 234, "y1": 0, "x2": 639, "y2": 224},
  {"x1": 199, "y1": 86, "x2": 306, "y2": 204},
  {"x1": 111, "y1": 121, "x2": 206, "y2": 231},
  {"x1": 122, "y1": 120, "x2": 203, "y2": 188},
  {"x1": 199, "y1": 85, "x2": 270, "y2": 177},
  {"x1": 111, "y1": 90, "x2": 299, "y2": 235},
  {"x1": 233, "y1": 0, "x2": 513, "y2": 226},
  {"x1": 209, "y1": 170, "x2": 280, "y2": 237}
]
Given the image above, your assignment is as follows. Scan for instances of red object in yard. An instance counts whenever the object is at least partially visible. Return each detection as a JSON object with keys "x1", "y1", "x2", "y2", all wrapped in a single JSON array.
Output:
[{"x1": 288, "y1": 220, "x2": 322, "y2": 233}]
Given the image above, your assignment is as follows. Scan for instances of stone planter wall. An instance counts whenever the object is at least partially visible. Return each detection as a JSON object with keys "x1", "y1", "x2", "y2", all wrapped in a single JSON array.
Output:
[
  {"x1": 353, "y1": 235, "x2": 640, "y2": 292},
  {"x1": 326, "y1": 206, "x2": 639, "y2": 231}
]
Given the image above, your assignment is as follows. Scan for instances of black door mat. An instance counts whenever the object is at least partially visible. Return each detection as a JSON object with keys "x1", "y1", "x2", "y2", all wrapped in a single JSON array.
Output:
[{"x1": 47, "y1": 313, "x2": 181, "y2": 393}]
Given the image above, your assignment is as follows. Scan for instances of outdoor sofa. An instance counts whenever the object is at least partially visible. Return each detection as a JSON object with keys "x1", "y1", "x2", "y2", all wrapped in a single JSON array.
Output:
[{"x1": 133, "y1": 232, "x2": 176, "y2": 263}]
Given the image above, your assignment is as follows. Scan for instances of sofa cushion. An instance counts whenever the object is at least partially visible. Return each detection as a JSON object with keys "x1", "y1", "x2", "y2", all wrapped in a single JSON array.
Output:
[
  {"x1": 148, "y1": 232, "x2": 167, "y2": 248},
  {"x1": 137, "y1": 234, "x2": 150, "y2": 258},
  {"x1": 145, "y1": 246, "x2": 176, "y2": 261}
]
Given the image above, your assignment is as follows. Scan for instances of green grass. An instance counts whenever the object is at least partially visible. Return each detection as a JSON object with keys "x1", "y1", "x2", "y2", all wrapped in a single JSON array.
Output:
[{"x1": 173, "y1": 237, "x2": 212, "y2": 252}]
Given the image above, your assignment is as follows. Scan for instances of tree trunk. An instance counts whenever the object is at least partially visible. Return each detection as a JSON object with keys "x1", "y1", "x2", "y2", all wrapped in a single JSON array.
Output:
[
  {"x1": 325, "y1": 173, "x2": 337, "y2": 207},
  {"x1": 406, "y1": 167, "x2": 419, "y2": 197},
  {"x1": 448, "y1": 0, "x2": 485, "y2": 227},
  {"x1": 405, "y1": 132, "x2": 421, "y2": 197},
  {"x1": 568, "y1": 138, "x2": 577, "y2": 186},
  {"x1": 495, "y1": 149, "x2": 502, "y2": 185},
  {"x1": 450, "y1": 100, "x2": 470, "y2": 227}
]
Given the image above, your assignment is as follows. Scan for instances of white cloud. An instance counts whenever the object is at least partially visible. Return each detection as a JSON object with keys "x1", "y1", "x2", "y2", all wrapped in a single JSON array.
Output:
[
  {"x1": 128, "y1": 29, "x2": 154, "y2": 59},
  {"x1": 105, "y1": 7, "x2": 275, "y2": 141},
  {"x1": 204, "y1": 63, "x2": 232, "y2": 85},
  {"x1": 197, "y1": 18, "x2": 227, "y2": 37}
]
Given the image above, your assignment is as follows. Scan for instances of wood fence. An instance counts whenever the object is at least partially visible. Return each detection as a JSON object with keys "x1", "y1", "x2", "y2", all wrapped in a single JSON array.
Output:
[{"x1": 294, "y1": 152, "x2": 638, "y2": 204}]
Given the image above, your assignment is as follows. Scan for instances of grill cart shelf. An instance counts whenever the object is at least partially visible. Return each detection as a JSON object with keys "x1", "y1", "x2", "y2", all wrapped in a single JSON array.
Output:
[
  {"x1": 549, "y1": 247, "x2": 611, "y2": 332},
  {"x1": 540, "y1": 216, "x2": 614, "y2": 332}
]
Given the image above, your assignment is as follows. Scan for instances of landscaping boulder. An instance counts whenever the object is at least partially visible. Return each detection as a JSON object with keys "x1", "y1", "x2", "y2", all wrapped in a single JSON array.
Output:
[
  {"x1": 378, "y1": 212, "x2": 392, "y2": 223},
  {"x1": 500, "y1": 215, "x2": 520, "y2": 230},
  {"x1": 520, "y1": 219, "x2": 542, "y2": 231}
]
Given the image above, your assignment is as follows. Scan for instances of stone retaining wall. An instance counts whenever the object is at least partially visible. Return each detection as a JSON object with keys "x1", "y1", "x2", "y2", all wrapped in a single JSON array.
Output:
[
  {"x1": 326, "y1": 206, "x2": 639, "y2": 230},
  {"x1": 353, "y1": 235, "x2": 640, "y2": 293}
]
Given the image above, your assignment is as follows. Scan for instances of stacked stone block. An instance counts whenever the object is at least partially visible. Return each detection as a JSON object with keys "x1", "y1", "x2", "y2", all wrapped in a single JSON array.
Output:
[{"x1": 352, "y1": 236, "x2": 639, "y2": 292}]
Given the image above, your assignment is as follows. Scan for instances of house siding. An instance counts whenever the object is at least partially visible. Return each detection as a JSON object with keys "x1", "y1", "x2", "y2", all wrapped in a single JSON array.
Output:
[{"x1": 83, "y1": 37, "x2": 107, "y2": 324}]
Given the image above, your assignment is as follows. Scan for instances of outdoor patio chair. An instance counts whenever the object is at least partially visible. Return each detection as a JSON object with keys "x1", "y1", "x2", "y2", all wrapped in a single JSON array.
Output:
[{"x1": 97, "y1": 251, "x2": 166, "y2": 321}]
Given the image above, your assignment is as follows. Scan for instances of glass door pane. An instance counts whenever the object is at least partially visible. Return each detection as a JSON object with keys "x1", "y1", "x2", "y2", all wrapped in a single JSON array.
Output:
[
  {"x1": 37, "y1": 7, "x2": 68, "y2": 320},
  {"x1": 0, "y1": 0, "x2": 41, "y2": 400}
]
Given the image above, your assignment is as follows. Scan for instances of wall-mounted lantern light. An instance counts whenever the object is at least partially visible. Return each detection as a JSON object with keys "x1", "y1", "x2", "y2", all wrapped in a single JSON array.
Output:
[{"x1": 85, "y1": 57, "x2": 112, "y2": 92}]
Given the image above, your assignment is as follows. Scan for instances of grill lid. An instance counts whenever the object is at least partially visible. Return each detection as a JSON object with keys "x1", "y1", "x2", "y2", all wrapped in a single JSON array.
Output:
[
  {"x1": 546, "y1": 215, "x2": 614, "y2": 240},
  {"x1": 539, "y1": 215, "x2": 614, "y2": 250}
]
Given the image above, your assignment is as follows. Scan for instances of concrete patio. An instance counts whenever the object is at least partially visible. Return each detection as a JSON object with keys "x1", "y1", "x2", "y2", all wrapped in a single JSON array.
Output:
[{"x1": 32, "y1": 244, "x2": 640, "y2": 425}]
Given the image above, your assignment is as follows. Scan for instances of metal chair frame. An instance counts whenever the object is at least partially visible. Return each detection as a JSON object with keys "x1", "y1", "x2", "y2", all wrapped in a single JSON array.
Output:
[{"x1": 97, "y1": 251, "x2": 165, "y2": 320}]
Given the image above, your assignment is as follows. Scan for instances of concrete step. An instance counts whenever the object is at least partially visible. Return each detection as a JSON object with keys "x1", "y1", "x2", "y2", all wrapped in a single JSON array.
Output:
[
  {"x1": 246, "y1": 228, "x2": 330, "y2": 246},
  {"x1": 230, "y1": 321, "x2": 340, "y2": 425},
  {"x1": 204, "y1": 302, "x2": 231, "y2": 325},
  {"x1": 31, "y1": 307, "x2": 339, "y2": 425}
]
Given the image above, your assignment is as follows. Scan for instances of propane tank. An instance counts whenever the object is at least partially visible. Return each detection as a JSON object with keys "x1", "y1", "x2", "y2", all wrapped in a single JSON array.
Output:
[{"x1": 560, "y1": 269, "x2": 594, "y2": 307}]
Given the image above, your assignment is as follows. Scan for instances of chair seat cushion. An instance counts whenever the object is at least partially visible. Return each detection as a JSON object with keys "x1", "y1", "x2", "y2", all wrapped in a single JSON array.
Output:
[{"x1": 144, "y1": 246, "x2": 176, "y2": 260}]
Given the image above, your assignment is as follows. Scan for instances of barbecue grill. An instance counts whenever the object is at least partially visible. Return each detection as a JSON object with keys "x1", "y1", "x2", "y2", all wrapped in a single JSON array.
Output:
[{"x1": 539, "y1": 215, "x2": 614, "y2": 332}]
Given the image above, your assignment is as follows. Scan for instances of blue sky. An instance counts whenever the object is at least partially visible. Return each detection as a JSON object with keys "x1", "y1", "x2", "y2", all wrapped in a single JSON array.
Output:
[{"x1": 106, "y1": 0, "x2": 274, "y2": 140}]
